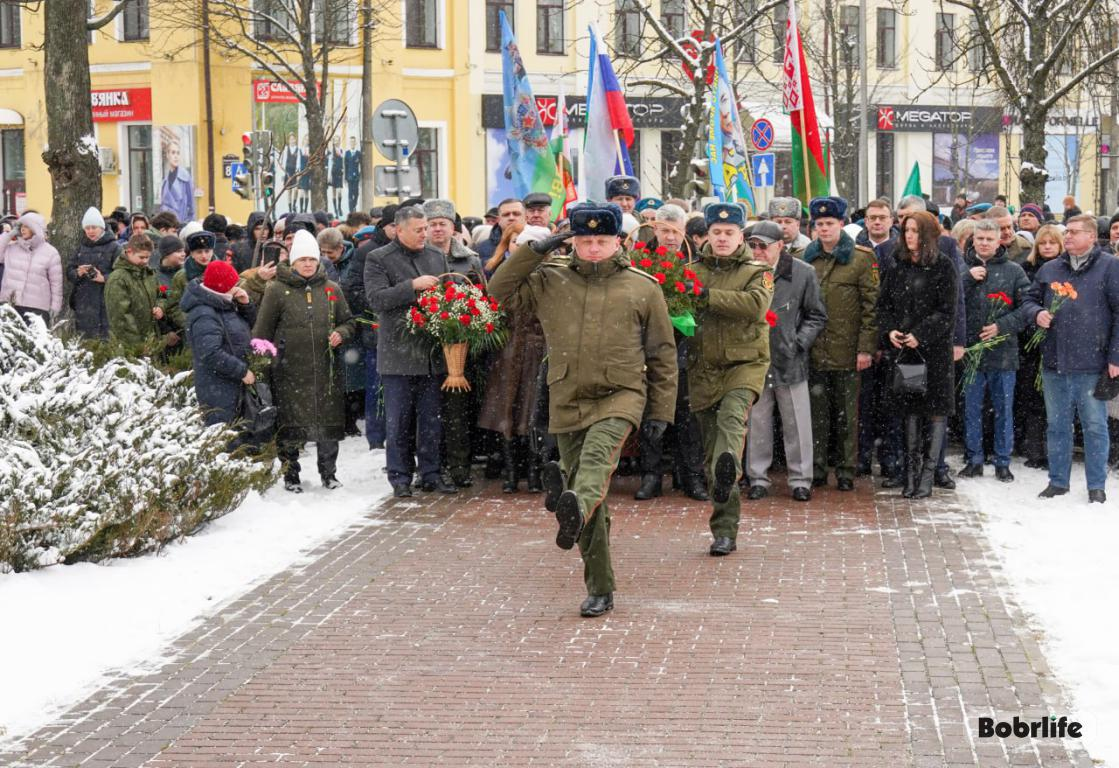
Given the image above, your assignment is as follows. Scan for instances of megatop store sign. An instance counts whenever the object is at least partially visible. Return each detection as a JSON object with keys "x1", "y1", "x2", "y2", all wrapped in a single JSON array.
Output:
[
  {"x1": 872, "y1": 104, "x2": 1003, "y2": 133},
  {"x1": 481, "y1": 94, "x2": 688, "y2": 130}
]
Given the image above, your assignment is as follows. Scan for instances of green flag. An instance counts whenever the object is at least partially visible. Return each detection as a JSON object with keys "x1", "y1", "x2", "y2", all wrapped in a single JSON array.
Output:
[{"x1": 902, "y1": 162, "x2": 922, "y2": 197}]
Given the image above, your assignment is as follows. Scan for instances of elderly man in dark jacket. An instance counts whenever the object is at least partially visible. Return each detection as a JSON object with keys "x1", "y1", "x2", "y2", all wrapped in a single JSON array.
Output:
[
  {"x1": 959, "y1": 219, "x2": 1031, "y2": 482},
  {"x1": 744, "y1": 221, "x2": 827, "y2": 502},
  {"x1": 365, "y1": 206, "x2": 455, "y2": 497},
  {"x1": 1021, "y1": 213, "x2": 1119, "y2": 503}
]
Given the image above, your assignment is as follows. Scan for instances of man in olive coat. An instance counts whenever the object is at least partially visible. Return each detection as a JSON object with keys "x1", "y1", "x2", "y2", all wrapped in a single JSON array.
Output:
[
  {"x1": 488, "y1": 202, "x2": 677, "y2": 618},
  {"x1": 803, "y1": 196, "x2": 879, "y2": 491},
  {"x1": 689, "y1": 203, "x2": 774, "y2": 556}
]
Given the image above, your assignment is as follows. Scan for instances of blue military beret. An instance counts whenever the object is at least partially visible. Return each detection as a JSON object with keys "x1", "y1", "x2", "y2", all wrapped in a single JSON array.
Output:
[
  {"x1": 185, "y1": 231, "x2": 217, "y2": 253},
  {"x1": 635, "y1": 197, "x2": 663, "y2": 212},
  {"x1": 569, "y1": 201, "x2": 623, "y2": 236},
  {"x1": 966, "y1": 202, "x2": 993, "y2": 215},
  {"x1": 704, "y1": 202, "x2": 747, "y2": 229},
  {"x1": 809, "y1": 196, "x2": 848, "y2": 221},
  {"x1": 605, "y1": 175, "x2": 640, "y2": 200}
]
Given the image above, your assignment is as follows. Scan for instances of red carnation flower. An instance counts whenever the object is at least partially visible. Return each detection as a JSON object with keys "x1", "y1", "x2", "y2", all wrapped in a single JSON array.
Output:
[
  {"x1": 655, "y1": 245, "x2": 668, "y2": 256},
  {"x1": 765, "y1": 310, "x2": 778, "y2": 327},
  {"x1": 485, "y1": 322, "x2": 495, "y2": 333},
  {"x1": 459, "y1": 314, "x2": 472, "y2": 326},
  {"x1": 693, "y1": 284, "x2": 703, "y2": 296},
  {"x1": 683, "y1": 268, "x2": 696, "y2": 280},
  {"x1": 470, "y1": 307, "x2": 482, "y2": 316},
  {"x1": 158, "y1": 284, "x2": 168, "y2": 295},
  {"x1": 630, "y1": 259, "x2": 636, "y2": 266},
  {"x1": 639, "y1": 258, "x2": 654, "y2": 268},
  {"x1": 660, "y1": 260, "x2": 674, "y2": 269},
  {"x1": 634, "y1": 241, "x2": 647, "y2": 250},
  {"x1": 987, "y1": 291, "x2": 1011, "y2": 305},
  {"x1": 439, "y1": 311, "x2": 450, "y2": 320},
  {"x1": 676, "y1": 251, "x2": 686, "y2": 260},
  {"x1": 674, "y1": 281, "x2": 686, "y2": 293},
  {"x1": 654, "y1": 272, "x2": 666, "y2": 285}
]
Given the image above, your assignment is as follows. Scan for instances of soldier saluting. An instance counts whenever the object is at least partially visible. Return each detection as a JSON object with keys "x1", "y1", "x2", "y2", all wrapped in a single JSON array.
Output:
[
  {"x1": 488, "y1": 202, "x2": 678, "y2": 618},
  {"x1": 687, "y1": 203, "x2": 775, "y2": 556}
]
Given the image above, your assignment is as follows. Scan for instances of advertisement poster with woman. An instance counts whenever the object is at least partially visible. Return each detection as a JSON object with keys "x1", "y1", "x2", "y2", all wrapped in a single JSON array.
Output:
[{"x1": 155, "y1": 125, "x2": 196, "y2": 223}]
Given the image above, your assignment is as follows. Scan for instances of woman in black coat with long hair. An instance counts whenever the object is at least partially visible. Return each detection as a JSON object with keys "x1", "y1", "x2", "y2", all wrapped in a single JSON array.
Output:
[{"x1": 877, "y1": 211, "x2": 959, "y2": 498}]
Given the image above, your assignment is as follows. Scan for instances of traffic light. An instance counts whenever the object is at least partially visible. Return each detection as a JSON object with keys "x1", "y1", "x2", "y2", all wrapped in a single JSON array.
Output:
[
  {"x1": 260, "y1": 168, "x2": 274, "y2": 199},
  {"x1": 234, "y1": 132, "x2": 254, "y2": 200}
]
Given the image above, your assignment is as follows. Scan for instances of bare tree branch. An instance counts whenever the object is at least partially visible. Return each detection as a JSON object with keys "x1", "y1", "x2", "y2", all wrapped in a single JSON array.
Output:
[{"x1": 88, "y1": 0, "x2": 136, "y2": 31}]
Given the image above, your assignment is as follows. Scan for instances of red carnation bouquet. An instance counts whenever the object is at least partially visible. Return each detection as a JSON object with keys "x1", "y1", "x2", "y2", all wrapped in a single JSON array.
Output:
[
  {"x1": 629, "y1": 241, "x2": 705, "y2": 335},
  {"x1": 405, "y1": 279, "x2": 506, "y2": 390},
  {"x1": 961, "y1": 291, "x2": 1012, "y2": 388}
]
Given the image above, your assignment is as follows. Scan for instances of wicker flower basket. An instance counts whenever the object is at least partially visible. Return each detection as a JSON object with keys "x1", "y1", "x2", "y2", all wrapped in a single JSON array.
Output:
[{"x1": 442, "y1": 341, "x2": 471, "y2": 391}]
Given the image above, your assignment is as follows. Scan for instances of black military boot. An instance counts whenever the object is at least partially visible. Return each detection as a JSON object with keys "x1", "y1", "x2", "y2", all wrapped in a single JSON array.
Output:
[
  {"x1": 634, "y1": 473, "x2": 662, "y2": 500},
  {"x1": 526, "y1": 455, "x2": 543, "y2": 493},
  {"x1": 501, "y1": 439, "x2": 518, "y2": 494}
]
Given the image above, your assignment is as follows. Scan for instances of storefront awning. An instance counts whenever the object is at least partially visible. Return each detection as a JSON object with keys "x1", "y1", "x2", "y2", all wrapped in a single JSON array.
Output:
[
  {"x1": 740, "y1": 101, "x2": 832, "y2": 147},
  {"x1": 0, "y1": 108, "x2": 23, "y2": 126}
]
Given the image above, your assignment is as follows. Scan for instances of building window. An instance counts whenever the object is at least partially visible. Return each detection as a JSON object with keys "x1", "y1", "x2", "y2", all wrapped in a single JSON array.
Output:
[
  {"x1": 876, "y1": 132, "x2": 894, "y2": 201},
  {"x1": 0, "y1": 1, "x2": 20, "y2": 48},
  {"x1": 876, "y1": 8, "x2": 896, "y2": 68},
  {"x1": 537, "y1": 0, "x2": 564, "y2": 55},
  {"x1": 414, "y1": 127, "x2": 441, "y2": 198},
  {"x1": 967, "y1": 15, "x2": 986, "y2": 73},
  {"x1": 935, "y1": 12, "x2": 955, "y2": 71},
  {"x1": 316, "y1": 0, "x2": 354, "y2": 45},
  {"x1": 405, "y1": 0, "x2": 437, "y2": 48},
  {"x1": 122, "y1": 0, "x2": 149, "y2": 41},
  {"x1": 615, "y1": 0, "x2": 643, "y2": 58},
  {"x1": 661, "y1": 130, "x2": 681, "y2": 195},
  {"x1": 127, "y1": 125, "x2": 155, "y2": 215},
  {"x1": 661, "y1": 0, "x2": 685, "y2": 40},
  {"x1": 838, "y1": 5, "x2": 858, "y2": 68},
  {"x1": 485, "y1": 0, "x2": 513, "y2": 52},
  {"x1": 254, "y1": 0, "x2": 291, "y2": 42},
  {"x1": 736, "y1": 0, "x2": 756, "y2": 64},
  {"x1": 1, "y1": 128, "x2": 24, "y2": 217},
  {"x1": 772, "y1": 4, "x2": 787, "y2": 65}
]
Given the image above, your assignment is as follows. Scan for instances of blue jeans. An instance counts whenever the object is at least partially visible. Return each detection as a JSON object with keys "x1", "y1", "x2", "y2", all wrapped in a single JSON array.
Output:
[
  {"x1": 382, "y1": 374, "x2": 443, "y2": 486},
  {"x1": 1041, "y1": 370, "x2": 1109, "y2": 490},
  {"x1": 964, "y1": 370, "x2": 1016, "y2": 467},
  {"x1": 364, "y1": 349, "x2": 386, "y2": 447}
]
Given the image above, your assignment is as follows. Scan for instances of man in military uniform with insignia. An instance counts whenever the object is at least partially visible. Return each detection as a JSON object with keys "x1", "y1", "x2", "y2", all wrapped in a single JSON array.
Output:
[
  {"x1": 688, "y1": 202, "x2": 774, "y2": 556},
  {"x1": 769, "y1": 197, "x2": 812, "y2": 258},
  {"x1": 803, "y1": 196, "x2": 879, "y2": 491},
  {"x1": 489, "y1": 202, "x2": 678, "y2": 617},
  {"x1": 605, "y1": 175, "x2": 640, "y2": 215}
]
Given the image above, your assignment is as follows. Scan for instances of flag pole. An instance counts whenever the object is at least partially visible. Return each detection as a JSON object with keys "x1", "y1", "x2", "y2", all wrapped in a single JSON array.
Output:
[
  {"x1": 797, "y1": 106, "x2": 813, "y2": 202},
  {"x1": 613, "y1": 129, "x2": 625, "y2": 176}
]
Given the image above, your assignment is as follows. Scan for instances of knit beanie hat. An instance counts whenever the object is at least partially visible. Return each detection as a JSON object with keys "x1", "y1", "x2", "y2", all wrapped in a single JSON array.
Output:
[
  {"x1": 82, "y1": 207, "x2": 106, "y2": 230},
  {"x1": 202, "y1": 259, "x2": 240, "y2": 294},
  {"x1": 289, "y1": 229, "x2": 320, "y2": 263},
  {"x1": 1019, "y1": 203, "x2": 1045, "y2": 223},
  {"x1": 158, "y1": 234, "x2": 185, "y2": 258}
]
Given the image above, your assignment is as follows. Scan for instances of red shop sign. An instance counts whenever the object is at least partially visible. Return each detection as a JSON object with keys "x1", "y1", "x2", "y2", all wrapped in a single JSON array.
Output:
[
  {"x1": 91, "y1": 88, "x2": 153, "y2": 122},
  {"x1": 253, "y1": 79, "x2": 321, "y2": 103}
]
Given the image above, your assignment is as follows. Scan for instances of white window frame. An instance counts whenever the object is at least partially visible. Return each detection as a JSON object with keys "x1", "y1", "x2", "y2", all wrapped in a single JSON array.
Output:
[
  {"x1": 315, "y1": 0, "x2": 358, "y2": 47},
  {"x1": 416, "y1": 119, "x2": 447, "y2": 199},
  {"x1": 400, "y1": 0, "x2": 444, "y2": 50}
]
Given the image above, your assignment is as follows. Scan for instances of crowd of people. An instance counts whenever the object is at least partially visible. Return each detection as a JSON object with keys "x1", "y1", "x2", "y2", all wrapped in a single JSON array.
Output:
[{"x1": 3, "y1": 178, "x2": 1119, "y2": 617}]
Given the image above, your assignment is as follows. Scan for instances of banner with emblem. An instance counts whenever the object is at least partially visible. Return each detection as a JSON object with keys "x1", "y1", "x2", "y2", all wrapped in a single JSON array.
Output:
[
  {"x1": 499, "y1": 11, "x2": 558, "y2": 199},
  {"x1": 706, "y1": 39, "x2": 757, "y2": 216}
]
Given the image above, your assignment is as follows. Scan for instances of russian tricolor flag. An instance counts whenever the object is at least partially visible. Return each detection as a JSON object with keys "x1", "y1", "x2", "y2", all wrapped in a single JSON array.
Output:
[{"x1": 581, "y1": 24, "x2": 634, "y2": 201}]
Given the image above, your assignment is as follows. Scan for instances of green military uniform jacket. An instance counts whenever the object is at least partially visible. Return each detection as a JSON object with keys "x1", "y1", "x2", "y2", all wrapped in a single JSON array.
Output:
[
  {"x1": 488, "y1": 243, "x2": 678, "y2": 434},
  {"x1": 252, "y1": 264, "x2": 356, "y2": 442},
  {"x1": 104, "y1": 256, "x2": 160, "y2": 348},
  {"x1": 802, "y1": 231, "x2": 879, "y2": 370},
  {"x1": 687, "y1": 243, "x2": 774, "y2": 412}
]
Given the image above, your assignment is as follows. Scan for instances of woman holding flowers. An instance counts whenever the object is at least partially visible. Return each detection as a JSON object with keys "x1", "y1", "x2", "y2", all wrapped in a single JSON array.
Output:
[
  {"x1": 1016, "y1": 225, "x2": 1064, "y2": 468},
  {"x1": 877, "y1": 211, "x2": 958, "y2": 498},
  {"x1": 254, "y1": 229, "x2": 355, "y2": 493},
  {"x1": 1021, "y1": 214, "x2": 1119, "y2": 503},
  {"x1": 958, "y1": 218, "x2": 1031, "y2": 482},
  {"x1": 181, "y1": 259, "x2": 257, "y2": 427}
]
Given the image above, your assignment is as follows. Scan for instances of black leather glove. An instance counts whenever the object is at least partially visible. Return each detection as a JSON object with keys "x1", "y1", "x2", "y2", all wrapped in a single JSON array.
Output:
[
  {"x1": 685, "y1": 280, "x2": 708, "y2": 300},
  {"x1": 642, "y1": 419, "x2": 669, "y2": 442},
  {"x1": 529, "y1": 230, "x2": 573, "y2": 255}
]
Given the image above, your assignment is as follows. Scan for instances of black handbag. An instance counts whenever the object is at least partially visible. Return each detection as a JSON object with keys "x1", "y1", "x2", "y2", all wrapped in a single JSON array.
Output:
[
  {"x1": 239, "y1": 380, "x2": 277, "y2": 442},
  {"x1": 891, "y1": 348, "x2": 927, "y2": 396},
  {"x1": 1093, "y1": 371, "x2": 1119, "y2": 401}
]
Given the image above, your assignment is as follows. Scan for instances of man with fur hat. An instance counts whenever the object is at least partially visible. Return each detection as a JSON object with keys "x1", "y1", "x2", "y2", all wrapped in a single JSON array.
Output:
[
  {"x1": 768, "y1": 197, "x2": 811, "y2": 257},
  {"x1": 688, "y1": 203, "x2": 775, "y2": 555},
  {"x1": 803, "y1": 196, "x2": 879, "y2": 491},
  {"x1": 489, "y1": 202, "x2": 678, "y2": 618},
  {"x1": 605, "y1": 175, "x2": 640, "y2": 215}
]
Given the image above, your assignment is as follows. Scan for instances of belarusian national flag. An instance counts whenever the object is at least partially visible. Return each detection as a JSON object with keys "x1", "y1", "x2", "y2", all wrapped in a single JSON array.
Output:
[{"x1": 782, "y1": 0, "x2": 828, "y2": 209}]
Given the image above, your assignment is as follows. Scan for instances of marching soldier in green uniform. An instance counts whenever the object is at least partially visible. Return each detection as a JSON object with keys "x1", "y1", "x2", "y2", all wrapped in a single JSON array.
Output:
[
  {"x1": 688, "y1": 203, "x2": 775, "y2": 556},
  {"x1": 489, "y1": 202, "x2": 678, "y2": 618},
  {"x1": 802, "y1": 196, "x2": 879, "y2": 491}
]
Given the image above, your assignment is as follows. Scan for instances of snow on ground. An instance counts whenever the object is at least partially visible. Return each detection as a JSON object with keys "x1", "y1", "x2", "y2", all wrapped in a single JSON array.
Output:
[
  {"x1": 0, "y1": 438, "x2": 389, "y2": 747},
  {"x1": 957, "y1": 459, "x2": 1119, "y2": 766}
]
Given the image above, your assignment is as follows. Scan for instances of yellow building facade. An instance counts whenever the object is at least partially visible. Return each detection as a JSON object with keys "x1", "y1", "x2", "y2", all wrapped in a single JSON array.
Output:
[{"x1": 0, "y1": 0, "x2": 1106, "y2": 224}]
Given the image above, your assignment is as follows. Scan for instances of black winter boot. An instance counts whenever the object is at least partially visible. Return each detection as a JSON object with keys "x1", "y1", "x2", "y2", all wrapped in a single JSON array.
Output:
[
  {"x1": 501, "y1": 439, "x2": 518, "y2": 493},
  {"x1": 914, "y1": 418, "x2": 947, "y2": 499},
  {"x1": 634, "y1": 473, "x2": 663, "y2": 500},
  {"x1": 902, "y1": 415, "x2": 922, "y2": 499}
]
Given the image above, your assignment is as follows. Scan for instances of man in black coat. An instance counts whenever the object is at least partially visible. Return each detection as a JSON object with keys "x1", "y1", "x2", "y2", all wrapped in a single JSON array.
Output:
[
  {"x1": 344, "y1": 136, "x2": 361, "y2": 214},
  {"x1": 364, "y1": 206, "x2": 455, "y2": 497}
]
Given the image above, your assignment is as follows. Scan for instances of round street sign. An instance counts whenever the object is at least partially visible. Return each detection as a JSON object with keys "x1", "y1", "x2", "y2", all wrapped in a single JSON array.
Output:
[
  {"x1": 751, "y1": 118, "x2": 775, "y2": 151},
  {"x1": 372, "y1": 98, "x2": 419, "y2": 162}
]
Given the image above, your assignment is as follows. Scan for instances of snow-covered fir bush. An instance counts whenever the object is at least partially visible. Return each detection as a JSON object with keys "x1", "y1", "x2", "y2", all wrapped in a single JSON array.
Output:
[{"x1": 0, "y1": 305, "x2": 274, "y2": 572}]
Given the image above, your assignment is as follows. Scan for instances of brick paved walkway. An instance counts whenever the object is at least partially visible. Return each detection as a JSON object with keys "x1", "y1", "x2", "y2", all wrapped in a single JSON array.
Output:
[{"x1": 2, "y1": 475, "x2": 1095, "y2": 767}]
